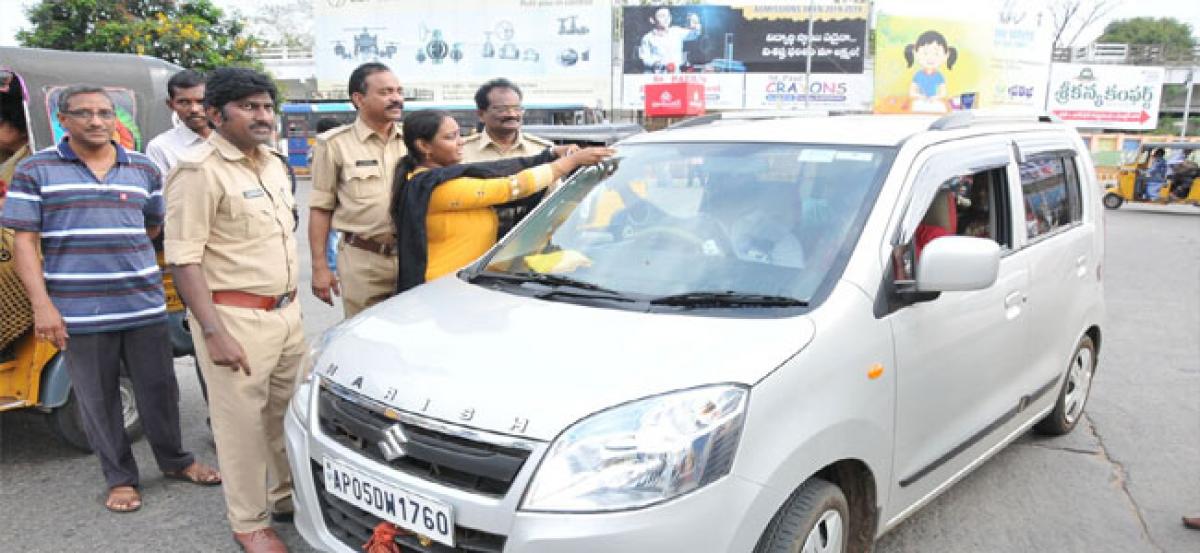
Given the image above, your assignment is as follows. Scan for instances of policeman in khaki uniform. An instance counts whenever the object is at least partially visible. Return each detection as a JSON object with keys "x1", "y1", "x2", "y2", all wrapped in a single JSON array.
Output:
[
  {"x1": 309, "y1": 63, "x2": 405, "y2": 317},
  {"x1": 462, "y1": 78, "x2": 556, "y2": 237},
  {"x1": 166, "y1": 68, "x2": 301, "y2": 553},
  {"x1": 462, "y1": 78, "x2": 553, "y2": 163}
]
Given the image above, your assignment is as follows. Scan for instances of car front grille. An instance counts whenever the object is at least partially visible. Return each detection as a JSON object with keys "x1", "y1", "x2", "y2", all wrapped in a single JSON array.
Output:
[
  {"x1": 317, "y1": 386, "x2": 532, "y2": 497},
  {"x1": 311, "y1": 461, "x2": 507, "y2": 553}
]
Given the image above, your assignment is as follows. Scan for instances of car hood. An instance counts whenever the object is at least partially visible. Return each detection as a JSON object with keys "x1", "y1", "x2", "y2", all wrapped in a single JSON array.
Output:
[{"x1": 316, "y1": 277, "x2": 815, "y2": 441}]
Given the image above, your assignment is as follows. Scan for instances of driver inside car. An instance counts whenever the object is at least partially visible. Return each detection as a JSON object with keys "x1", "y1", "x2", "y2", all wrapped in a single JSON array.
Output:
[{"x1": 724, "y1": 185, "x2": 805, "y2": 268}]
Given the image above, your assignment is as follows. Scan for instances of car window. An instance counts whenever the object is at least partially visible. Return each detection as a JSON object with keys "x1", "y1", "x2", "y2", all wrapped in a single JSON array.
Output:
[
  {"x1": 473, "y1": 142, "x2": 896, "y2": 308},
  {"x1": 1018, "y1": 156, "x2": 1081, "y2": 240},
  {"x1": 891, "y1": 166, "x2": 1012, "y2": 282}
]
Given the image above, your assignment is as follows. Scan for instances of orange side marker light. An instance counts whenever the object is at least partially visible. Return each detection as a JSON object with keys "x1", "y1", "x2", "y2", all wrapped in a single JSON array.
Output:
[{"x1": 868, "y1": 364, "x2": 885, "y2": 380}]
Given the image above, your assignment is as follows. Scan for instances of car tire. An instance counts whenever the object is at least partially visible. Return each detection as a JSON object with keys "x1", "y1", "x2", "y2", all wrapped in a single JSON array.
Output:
[
  {"x1": 755, "y1": 478, "x2": 850, "y2": 553},
  {"x1": 1035, "y1": 335, "x2": 1096, "y2": 436},
  {"x1": 1102, "y1": 193, "x2": 1123, "y2": 209},
  {"x1": 48, "y1": 376, "x2": 144, "y2": 452}
]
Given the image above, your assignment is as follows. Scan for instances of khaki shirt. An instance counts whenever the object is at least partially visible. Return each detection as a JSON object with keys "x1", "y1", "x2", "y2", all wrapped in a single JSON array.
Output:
[
  {"x1": 310, "y1": 117, "x2": 405, "y2": 242},
  {"x1": 460, "y1": 130, "x2": 552, "y2": 163},
  {"x1": 164, "y1": 133, "x2": 299, "y2": 296}
]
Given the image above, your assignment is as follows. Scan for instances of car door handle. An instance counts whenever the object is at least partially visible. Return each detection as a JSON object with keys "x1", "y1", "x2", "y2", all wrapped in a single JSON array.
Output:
[
  {"x1": 1075, "y1": 255, "x2": 1088, "y2": 277},
  {"x1": 1004, "y1": 291, "x2": 1025, "y2": 319}
]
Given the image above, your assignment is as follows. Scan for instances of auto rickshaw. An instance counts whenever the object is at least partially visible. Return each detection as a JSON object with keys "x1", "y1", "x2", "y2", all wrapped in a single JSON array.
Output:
[
  {"x1": 0, "y1": 47, "x2": 190, "y2": 451},
  {"x1": 1103, "y1": 141, "x2": 1200, "y2": 209}
]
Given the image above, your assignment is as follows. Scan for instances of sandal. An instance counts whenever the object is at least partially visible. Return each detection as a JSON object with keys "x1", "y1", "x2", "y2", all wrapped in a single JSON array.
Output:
[
  {"x1": 105, "y1": 485, "x2": 142, "y2": 513},
  {"x1": 163, "y1": 461, "x2": 222, "y2": 486}
]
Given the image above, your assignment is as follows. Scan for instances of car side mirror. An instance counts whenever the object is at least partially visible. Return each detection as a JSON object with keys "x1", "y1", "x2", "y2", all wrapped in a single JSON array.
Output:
[{"x1": 916, "y1": 236, "x2": 1000, "y2": 292}]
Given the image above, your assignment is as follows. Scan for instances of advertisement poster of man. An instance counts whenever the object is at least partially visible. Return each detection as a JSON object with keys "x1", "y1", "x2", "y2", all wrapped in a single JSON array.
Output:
[
  {"x1": 621, "y1": 3, "x2": 867, "y2": 75},
  {"x1": 620, "y1": 1, "x2": 869, "y2": 110},
  {"x1": 872, "y1": 0, "x2": 1051, "y2": 114}
]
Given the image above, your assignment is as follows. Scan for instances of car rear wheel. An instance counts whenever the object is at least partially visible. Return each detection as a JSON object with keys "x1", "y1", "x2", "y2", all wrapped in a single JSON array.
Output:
[
  {"x1": 1035, "y1": 335, "x2": 1096, "y2": 436},
  {"x1": 47, "y1": 376, "x2": 143, "y2": 452},
  {"x1": 1102, "y1": 193, "x2": 1123, "y2": 209},
  {"x1": 755, "y1": 478, "x2": 849, "y2": 553}
]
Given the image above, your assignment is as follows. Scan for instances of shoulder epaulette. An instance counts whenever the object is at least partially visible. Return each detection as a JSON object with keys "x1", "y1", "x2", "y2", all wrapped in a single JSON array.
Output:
[
  {"x1": 318, "y1": 124, "x2": 354, "y2": 142},
  {"x1": 525, "y1": 133, "x2": 553, "y2": 147}
]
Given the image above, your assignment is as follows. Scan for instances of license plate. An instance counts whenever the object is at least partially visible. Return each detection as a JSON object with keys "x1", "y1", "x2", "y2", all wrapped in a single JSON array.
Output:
[{"x1": 322, "y1": 456, "x2": 455, "y2": 546}]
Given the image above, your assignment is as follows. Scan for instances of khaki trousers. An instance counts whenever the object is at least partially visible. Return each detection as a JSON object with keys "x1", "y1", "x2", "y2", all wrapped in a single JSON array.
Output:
[
  {"x1": 191, "y1": 300, "x2": 305, "y2": 533},
  {"x1": 337, "y1": 239, "x2": 399, "y2": 318}
]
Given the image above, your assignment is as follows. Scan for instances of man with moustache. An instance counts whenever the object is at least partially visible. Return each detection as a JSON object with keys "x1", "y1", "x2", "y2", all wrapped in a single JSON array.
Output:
[
  {"x1": 166, "y1": 68, "x2": 303, "y2": 553},
  {"x1": 461, "y1": 78, "x2": 554, "y2": 236},
  {"x1": 308, "y1": 62, "x2": 405, "y2": 317},
  {"x1": 146, "y1": 70, "x2": 210, "y2": 175},
  {"x1": 2, "y1": 85, "x2": 219, "y2": 515},
  {"x1": 144, "y1": 69, "x2": 211, "y2": 410}
]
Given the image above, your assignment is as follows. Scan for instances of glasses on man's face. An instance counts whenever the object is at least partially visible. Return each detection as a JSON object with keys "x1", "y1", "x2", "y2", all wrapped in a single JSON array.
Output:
[
  {"x1": 487, "y1": 105, "x2": 525, "y2": 115},
  {"x1": 63, "y1": 109, "x2": 117, "y2": 121}
]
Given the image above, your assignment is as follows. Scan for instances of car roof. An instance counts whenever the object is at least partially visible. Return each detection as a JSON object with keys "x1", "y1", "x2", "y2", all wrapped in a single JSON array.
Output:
[{"x1": 620, "y1": 113, "x2": 1068, "y2": 148}]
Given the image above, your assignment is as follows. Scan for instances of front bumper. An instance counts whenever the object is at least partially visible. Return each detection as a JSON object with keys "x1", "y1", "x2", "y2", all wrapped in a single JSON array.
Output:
[{"x1": 284, "y1": 393, "x2": 774, "y2": 552}]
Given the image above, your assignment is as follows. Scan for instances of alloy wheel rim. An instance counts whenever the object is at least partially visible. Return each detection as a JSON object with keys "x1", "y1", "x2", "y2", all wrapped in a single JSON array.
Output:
[
  {"x1": 1063, "y1": 347, "x2": 1093, "y2": 424},
  {"x1": 120, "y1": 383, "x2": 138, "y2": 428},
  {"x1": 801, "y1": 509, "x2": 844, "y2": 553}
]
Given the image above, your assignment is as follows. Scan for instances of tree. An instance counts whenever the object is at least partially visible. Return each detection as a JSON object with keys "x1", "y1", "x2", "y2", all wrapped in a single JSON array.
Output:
[
  {"x1": 1099, "y1": 17, "x2": 1197, "y2": 53},
  {"x1": 17, "y1": 0, "x2": 259, "y2": 71},
  {"x1": 244, "y1": 0, "x2": 314, "y2": 51},
  {"x1": 1049, "y1": 0, "x2": 1117, "y2": 48}
]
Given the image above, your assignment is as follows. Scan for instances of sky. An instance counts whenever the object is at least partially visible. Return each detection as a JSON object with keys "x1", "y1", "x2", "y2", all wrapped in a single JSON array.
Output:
[{"x1": 0, "y1": 0, "x2": 1198, "y2": 49}]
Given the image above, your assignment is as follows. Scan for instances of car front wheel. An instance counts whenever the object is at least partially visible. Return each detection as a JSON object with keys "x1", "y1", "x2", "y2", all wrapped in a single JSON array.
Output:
[{"x1": 755, "y1": 478, "x2": 850, "y2": 553}]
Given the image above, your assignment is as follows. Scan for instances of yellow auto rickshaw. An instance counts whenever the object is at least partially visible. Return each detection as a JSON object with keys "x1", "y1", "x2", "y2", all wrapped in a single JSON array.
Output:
[
  {"x1": 0, "y1": 47, "x2": 189, "y2": 451},
  {"x1": 1103, "y1": 141, "x2": 1200, "y2": 209}
]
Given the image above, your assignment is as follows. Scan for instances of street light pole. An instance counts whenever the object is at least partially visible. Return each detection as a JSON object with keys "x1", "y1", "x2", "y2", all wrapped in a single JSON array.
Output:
[
  {"x1": 803, "y1": 0, "x2": 815, "y2": 109},
  {"x1": 1182, "y1": 69, "x2": 1194, "y2": 137}
]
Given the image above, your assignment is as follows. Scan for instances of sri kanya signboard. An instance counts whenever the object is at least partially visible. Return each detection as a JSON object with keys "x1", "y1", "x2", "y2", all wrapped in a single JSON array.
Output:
[{"x1": 1047, "y1": 63, "x2": 1165, "y2": 131}]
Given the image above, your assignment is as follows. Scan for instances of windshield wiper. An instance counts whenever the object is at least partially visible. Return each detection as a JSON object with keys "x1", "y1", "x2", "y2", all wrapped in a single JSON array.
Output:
[
  {"x1": 649, "y1": 291, "x2": 808, "y2": 308},
  {"x1": 469, "y1": 271, "x2": 633, "y2": 300}
]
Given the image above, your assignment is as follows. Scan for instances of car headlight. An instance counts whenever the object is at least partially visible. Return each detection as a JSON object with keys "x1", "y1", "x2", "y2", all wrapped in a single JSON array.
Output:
[
  {"x1": 289, "y1": 377, "x2": 314, "y2": 425},
  {"x1": 522, "y1": 384, "x2": 748, "y2": 512},
  {"x1": 290, "y1": 323, "x2": 350, "y2": 425}
]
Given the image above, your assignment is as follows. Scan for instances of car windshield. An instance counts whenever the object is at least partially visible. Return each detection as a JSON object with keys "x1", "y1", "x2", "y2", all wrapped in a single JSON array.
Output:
[{"x1": 471, "y1": 142, "x2": 895, "y2": 309}]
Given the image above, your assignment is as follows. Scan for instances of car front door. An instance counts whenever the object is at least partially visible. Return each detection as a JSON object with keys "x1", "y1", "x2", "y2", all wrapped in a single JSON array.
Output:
[{"x1": 881, "y1": 138, "x2": 1032, "y2": 525}]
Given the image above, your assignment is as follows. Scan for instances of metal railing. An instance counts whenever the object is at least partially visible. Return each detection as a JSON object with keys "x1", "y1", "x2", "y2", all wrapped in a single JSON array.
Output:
[
  {"x1": 252, "y1": 46, "x2": 314, "y2": 61},
  {"x1": 1053, "y1": 43, "x2": 1200, "y2": 65}
]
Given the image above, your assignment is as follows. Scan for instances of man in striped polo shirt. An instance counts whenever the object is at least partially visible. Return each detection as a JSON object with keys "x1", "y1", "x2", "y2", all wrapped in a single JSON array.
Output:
[{"x1": 1, "y1": 85, "x2": 219, "y2": 514}]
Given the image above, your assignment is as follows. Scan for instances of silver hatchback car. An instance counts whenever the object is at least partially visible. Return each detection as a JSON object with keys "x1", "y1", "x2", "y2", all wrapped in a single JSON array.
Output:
[{"x1": 285, "y1": 112, "x2": 1104, "y2": 552}]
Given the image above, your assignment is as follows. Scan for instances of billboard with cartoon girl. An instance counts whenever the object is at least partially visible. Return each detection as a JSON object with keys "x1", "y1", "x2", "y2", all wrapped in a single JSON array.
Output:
[
  {"x1": 873, "y1": 0, "x2": 1052, "y2": 115},
  {"x1": 874, "y1": 17, "x2": 985, "y2": 114},
  {"x1": 45, "y1": 86, "x2": 143, "y2": 151}
]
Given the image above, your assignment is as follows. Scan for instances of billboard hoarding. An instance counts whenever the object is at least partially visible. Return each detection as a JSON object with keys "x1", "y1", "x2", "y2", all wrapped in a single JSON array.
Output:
[
  {"x1": 872, "y1": 1, "x2": 1052, "y2": 114},
  {"x1": 744, "y1": 73, "x2": 872, "y2": 109},
  {"x1": 1047, "y1": 63, "x2": 1165, "y2": 131},
  {"x1": 619, "y1": 1, "x2": 869, "y2": 110},
  {"x1": 314, "y1": 0, "x2": 612, "y2": 106},
  {"x1": 623, "y1": 73, "x2": 746, "y2": 110}
]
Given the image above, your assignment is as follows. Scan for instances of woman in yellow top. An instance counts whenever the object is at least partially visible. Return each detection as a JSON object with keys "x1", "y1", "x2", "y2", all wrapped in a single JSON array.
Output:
[{"x1": 389, "y1": 110, "x2": 612, "y2": 293}]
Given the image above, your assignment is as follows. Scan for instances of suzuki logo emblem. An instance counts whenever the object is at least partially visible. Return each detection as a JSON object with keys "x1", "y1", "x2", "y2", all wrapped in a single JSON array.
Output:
[{"x1": 378, "y1": 423, "x2": 409, "y2": 461}]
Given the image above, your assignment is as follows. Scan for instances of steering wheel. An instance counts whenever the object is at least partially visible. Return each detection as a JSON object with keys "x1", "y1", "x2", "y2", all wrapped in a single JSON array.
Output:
[{"x1": 623, "y1": 225, "x2": 707, "y2": 252}]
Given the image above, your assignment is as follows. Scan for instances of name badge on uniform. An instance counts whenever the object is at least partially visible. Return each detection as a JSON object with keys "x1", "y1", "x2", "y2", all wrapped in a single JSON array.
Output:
[
  {"x1": 243, "y1": 188, "x2": 266, "y2": 199},
  {"x1": 355, "y1": 160, "x2": 379, "y2": 167}
]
